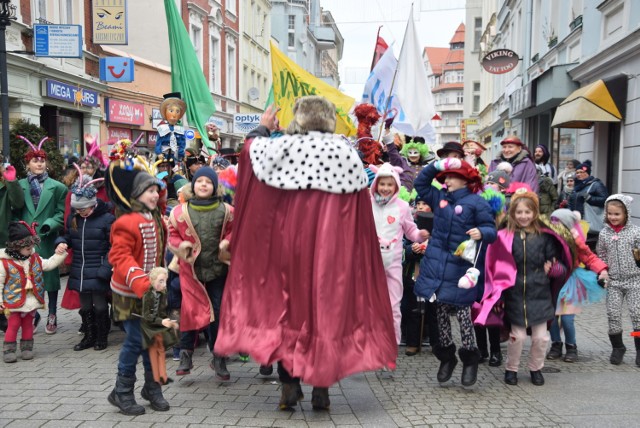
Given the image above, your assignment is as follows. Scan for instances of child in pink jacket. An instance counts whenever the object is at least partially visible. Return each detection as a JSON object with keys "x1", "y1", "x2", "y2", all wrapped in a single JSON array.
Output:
[{"x1": 370, "y1": 163, "x2": 428, "y2": 344}]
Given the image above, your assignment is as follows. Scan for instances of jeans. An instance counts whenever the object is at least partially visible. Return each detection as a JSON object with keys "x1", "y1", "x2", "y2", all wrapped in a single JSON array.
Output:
[
  {"x1": 549, "y1": 315, "x2": 576, "y2": 344},
  {"x1": 117, "y1": 318, "x2": 151, "y2": 377},
  {"x1": 180, "y1": 276, "x2": 225, "y2": 352}
]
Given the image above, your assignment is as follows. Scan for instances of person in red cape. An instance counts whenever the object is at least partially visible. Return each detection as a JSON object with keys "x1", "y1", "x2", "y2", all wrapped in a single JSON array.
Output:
[{"x1": 214, "y1": 96, "x2": 397, "y2": 411}]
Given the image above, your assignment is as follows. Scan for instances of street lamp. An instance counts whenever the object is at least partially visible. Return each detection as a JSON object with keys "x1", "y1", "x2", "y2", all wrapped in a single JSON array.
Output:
[{"x1": 0, "y1": 0, "x2": 16, "y2": 162}]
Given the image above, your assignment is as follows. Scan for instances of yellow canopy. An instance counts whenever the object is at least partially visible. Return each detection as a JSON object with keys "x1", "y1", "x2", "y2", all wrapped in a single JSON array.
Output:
[{"x1": 551, "y1": 75, "x2": 627, "y2": 128}]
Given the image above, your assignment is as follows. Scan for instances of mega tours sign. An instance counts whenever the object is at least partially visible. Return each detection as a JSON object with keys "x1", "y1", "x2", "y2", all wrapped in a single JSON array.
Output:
[{"x1": 482, "y1": 49, "x2": 520, "y2": 74}]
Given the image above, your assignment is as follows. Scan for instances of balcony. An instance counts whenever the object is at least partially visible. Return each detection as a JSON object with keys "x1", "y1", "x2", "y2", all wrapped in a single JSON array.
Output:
[{"x1": 309, "y1": 25, "x2": 335, "y2": 50}]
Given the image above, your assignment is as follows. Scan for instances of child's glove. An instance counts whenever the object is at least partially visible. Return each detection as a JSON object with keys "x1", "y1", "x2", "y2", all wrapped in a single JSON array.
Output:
[
  {"x1": 3, "y1": 165, "x2": 16, "y2": 181},
  {"x1": 458, "y1": 267, "x2": 480, "y2": 289},
  {"x1": 434, "y1": 158, "x2": 462, "y2": 171}
]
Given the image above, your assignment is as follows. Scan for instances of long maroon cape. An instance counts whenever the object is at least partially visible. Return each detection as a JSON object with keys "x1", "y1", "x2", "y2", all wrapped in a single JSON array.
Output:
[{"x1": 214, "y1": 139, "x2": 397, "y2": 387}]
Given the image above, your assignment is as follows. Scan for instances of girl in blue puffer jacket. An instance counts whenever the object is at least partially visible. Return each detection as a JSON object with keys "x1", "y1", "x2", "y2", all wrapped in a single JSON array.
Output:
[
  {"x1": 57, "y1": 172, "x2": 115, "y2": 352},
  {"x1": 414, "y1": 158, "x2": 497, "y2": 387}
]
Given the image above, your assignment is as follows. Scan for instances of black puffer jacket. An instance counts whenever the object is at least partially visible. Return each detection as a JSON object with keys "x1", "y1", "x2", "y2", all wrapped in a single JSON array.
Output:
[
  {"x1": 568, "y1": 176, "x2": 608, "y2": 217},
  {"x1": 503, "y1": 230, "x2": 562, "y2": 327},
  {"x1": 56, "y1": 200, "x2": 115, "y2": 292}
]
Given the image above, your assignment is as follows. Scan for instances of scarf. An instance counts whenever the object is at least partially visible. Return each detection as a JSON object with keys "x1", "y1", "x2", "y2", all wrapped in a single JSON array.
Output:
[
  {"x1": 27, "y1": 172, "x2": 48, "y2": 208},
  {"x1": 5, "y1": 248, "x2": 30, "y2": 261},
  {"x1": 189, "y1": 196, "x2": 219, "y2": 207},
  {"x1": 374, "y1": 193, "x2": 392, "y2": 206}
]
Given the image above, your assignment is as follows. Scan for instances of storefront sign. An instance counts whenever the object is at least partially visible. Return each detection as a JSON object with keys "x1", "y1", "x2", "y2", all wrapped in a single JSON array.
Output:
[
  {"x1": 147, "y1": 132, "x2": 157, "y2": 149},
  {"x1": 45, "y1": 79, "x2": 99, "y2": 107},
  {"x1": 99, "y1": 57, "x2": 135, "y2": 82},
  {"x1": 92, "y1": 0, "x2": 128, "y2": 45},
  {"x1": 233, "y1": 113, "x2": 261, "y2": 134},
  {"x1": 34, "y1": 25, "x2": 83, "y2": 58},
  {"x1": 482, "y1": 49, "x2": 520, "y2": 75},
  {"x1": 151, "y1": 108, "x2": 162, "y2": 129},
  {"x1": 107, "y1": 127, "x2": 132, "y2": 142},
  {"x1": 106, "y1": 98, "x2": 145, "y2": 125}
]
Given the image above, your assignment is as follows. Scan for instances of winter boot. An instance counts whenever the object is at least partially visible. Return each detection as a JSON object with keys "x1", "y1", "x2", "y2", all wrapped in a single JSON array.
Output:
[
  {"x1": 564, "y1": 344, "x2": 578, "y2": 363},
  {"x1": 94, "y1": 312, "x2": 109, "y2": 351},
  {"x1": 107, "y1": 374, "x2": 145, "y2": 415},
  {"x1": 634, "y1": 331, "x2": 640, "y2": 367},
  {"x1": 74, "y1": 310, "x2": 96, "y2": 351},
  {"x1": 311, "y1": 387, "x2": 330, "y2": 410},
  {"x1": 140, "y1": 371, "x2": 170, "y2": 411},
  {"x1": 609, "y1": 333, "x2": 626, "y2": 365},
  {"x1": 459, "y1": 347, "x2": 481, "y2": 387},
  {"x1": 3, "y1": 341, "x2": 17, "y2": 363},
  {"x1": 210, "y1": 354, "x2": 230, "y2": 380},
  {"x1": 77, "y1": 308, "x2": 91, "y2": 335},
  {"x1": 19, "y1": 339, "x2": 34, "y2": 360},
  {"x1": 433, "y1": 344, "x2": 458, "y2": 383},
  {"x1": 546, "y1": 342, "x2": 563, "y2": 360},
  {"x1": 176, "y1": 350, "x2": 193, "y2": 375},
  {"x1": 279, "y1": 382, "x2": 304, "y2": 410}
]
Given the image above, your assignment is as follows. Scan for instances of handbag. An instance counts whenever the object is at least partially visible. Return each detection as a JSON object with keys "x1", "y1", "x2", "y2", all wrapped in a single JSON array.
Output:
[
  {"x1": 582, "y1": 183, "x2": 604, "y2": 233},
  {"x1": 60, "y1": 286, "x2": 81, "y2": 310}
]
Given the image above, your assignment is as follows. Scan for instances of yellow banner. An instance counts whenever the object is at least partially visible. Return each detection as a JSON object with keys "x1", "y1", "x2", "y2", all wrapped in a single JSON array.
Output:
[{"x1": 270, "y1": 41, "x2": 356, "y2": 136}]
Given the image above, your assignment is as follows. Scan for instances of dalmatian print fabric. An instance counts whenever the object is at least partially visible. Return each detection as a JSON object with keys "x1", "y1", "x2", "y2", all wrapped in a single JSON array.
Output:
[{"x1": 249, "y1": 132, "x2": 368, "y2": 194}]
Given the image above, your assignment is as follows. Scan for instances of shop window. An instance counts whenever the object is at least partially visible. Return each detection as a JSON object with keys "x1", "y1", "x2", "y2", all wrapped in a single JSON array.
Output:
[{"x1": 57, "y1": 110, "x2": 83, "y2": 163}]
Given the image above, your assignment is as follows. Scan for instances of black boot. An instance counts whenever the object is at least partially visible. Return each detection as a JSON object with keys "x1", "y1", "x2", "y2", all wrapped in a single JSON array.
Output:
[
  {"x1": 74, "y1": 310, "x2": 96, "y2": 351},
  {"x1": 433, "y1": 344, "x2": 458, "y2": 383},
  {"x1": 311, "y1": 387, "x2": 330, "y2": 410},
  {"x1": 564, "y1": 344, "x2": 578, "y2": 363},
  {"x1": 546, "y1": 342, "x2": 563, "y2": 360},
  {"x1": 279, "y1": 382, "x2": 303, "y2": 410},
  {"x1": 176, "y1": 350, "x2": 193, "y2": 375},
  {"x1": 141, "y1": 371, "x2": 170, "y2": 411},
  {"x1": 107, "y1": 374, "x2": 145, "y2": 415},
  {"x1": 77, "y1": 308, "x2": 90, "y2": 335},
  {"x1": 459, "y1": 347, "x2": 481, "y2": 387},
  {"x1": 634, "y1": 331, "x2": 640, "y2": 367},
  {"x1": 94, "y1": 311, "x2": 109, "y2": 351},
  {"x1": 609, "y1": 333, "x2": 626, "y2": 365},
  {"x1": 210, "y1": 354, "x2": 230, "y2": 380}
]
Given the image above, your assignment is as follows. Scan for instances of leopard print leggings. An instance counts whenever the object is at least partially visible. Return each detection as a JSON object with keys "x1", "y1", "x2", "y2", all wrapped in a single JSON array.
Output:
[
  {"x1": 606, "y1": 282, "x2": 640, "y2": 334},
  {"x1": 437, "y1": 302, "x2": 477, "y2": 350}
]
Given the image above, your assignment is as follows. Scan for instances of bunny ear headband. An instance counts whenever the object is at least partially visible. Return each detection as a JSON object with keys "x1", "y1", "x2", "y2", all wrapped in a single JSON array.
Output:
[
  {"x1": 17, "y1": 135, "x2": 49, "y2": 162},
  {"x1": 70, "y1": 163, "x2": 104, "y2": 199}
]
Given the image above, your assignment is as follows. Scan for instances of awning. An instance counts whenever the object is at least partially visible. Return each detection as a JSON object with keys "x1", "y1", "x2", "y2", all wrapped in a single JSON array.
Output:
[{"x1": 551, "y1": 74, "x2": 627, "y2": 128}]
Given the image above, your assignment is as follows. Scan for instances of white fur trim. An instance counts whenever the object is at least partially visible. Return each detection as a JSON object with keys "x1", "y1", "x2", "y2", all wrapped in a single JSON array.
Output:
[{"x1": 249, "y1": 132, "x2": 368, "y2": 194}]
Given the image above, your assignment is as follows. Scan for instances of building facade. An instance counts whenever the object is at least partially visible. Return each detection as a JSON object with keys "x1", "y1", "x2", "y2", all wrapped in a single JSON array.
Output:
[{"x1": 239, "y1": 0, "x2": 272, "y2": 114}]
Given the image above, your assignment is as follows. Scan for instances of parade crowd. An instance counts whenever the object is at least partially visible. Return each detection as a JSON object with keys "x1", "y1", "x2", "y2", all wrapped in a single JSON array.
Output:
[{"x1": 0, "y1": 95, "x2": 639, "y2": 416}]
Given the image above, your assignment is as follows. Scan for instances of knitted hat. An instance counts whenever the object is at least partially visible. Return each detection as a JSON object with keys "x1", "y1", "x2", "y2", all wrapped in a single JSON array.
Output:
[
  {"x1": 485, "y1": 169, "x2": 511, "y2": 189},
  {"x1": 550, "y1": 208, "x2": 580, "y2": 231},
  {"x1": 576, "y1": 160, "x2": 592, "y2": 176},
  {"x1": 535, "y1": 144, "x2": 550, "y2": 163},
  {"x1": 7, "y1": 221, "x2": 41, "y2": 248},
  {"x1": 211, "y1": 156, "x2": 231, "y2": 170},
  {"x1": 132, "y1": 171, "x2": 159, "y2": 200},
  {"x1": 501, "y1": 135, "x2": 524, "y2": 146},
  {"x1": 70, "y1": 164, "x2": 103, "y2": 209},
  {"x1": 435, "y1": 160, "x2": 482, "y2": 192},
  {"x1": 436, "y1": 141, "x2": 465, "y2": 158},
  {"x1": 565, "y1": 172, "x2": 576, "y2": 180},
  {"x1": 192, "y1": 166, "x2": 218, "y2": 194},
  {"x1": 17, "y1": 135, "x2": 49, "y2": 162}
]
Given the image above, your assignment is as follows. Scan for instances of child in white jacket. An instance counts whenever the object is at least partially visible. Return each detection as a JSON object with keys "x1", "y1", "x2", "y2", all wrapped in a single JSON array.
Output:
[{"x1": 370, "y1": 163, "x2": 428, "y2": 345}]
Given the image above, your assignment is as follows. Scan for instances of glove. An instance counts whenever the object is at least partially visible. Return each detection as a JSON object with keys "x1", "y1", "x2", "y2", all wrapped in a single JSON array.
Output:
[
  {"x1": 3, "y1": 165, "x2": 16, "y2": 181},
  {"x1": 434, "y1": 158, "x2": 462, "y2": 171},
  {"x1": 39, "y1": 224, "x2": 50, "y2": 235},
  {"x1": 156, "y1": 171, "x2": 169, "y2": 181}
]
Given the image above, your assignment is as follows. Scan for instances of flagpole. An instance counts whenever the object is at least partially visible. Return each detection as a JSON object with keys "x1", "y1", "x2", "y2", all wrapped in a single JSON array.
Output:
[{"x1": 376, "y1": 65, "x2": 399, "y2": 143}]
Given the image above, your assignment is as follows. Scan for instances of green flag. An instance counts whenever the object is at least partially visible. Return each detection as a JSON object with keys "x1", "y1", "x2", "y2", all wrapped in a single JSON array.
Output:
[
  {"x1": 164, "y1": 0, "x2": 217, "y2": 154},
  {"x1": 265, "y1": 85, "x2": 274, "y2": 110}
]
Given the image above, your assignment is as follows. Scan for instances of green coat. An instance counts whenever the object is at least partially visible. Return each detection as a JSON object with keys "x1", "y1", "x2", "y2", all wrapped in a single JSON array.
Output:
[
  {"x1": 17, "y1": 177, "x2": 67, "y2": 292},
  {"x1": 0, "y1": 179, "x2": 25, "y2": 245}
]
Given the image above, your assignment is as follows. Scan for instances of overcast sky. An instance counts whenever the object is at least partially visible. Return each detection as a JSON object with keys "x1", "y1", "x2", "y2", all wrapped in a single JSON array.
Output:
[{"x1": 320, "y1": 0, "x2": 466, "y2": 99}]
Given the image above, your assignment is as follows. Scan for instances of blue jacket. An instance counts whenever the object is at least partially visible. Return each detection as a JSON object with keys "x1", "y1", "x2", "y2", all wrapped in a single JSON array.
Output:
[
  {"x1": 56, "y1": 200, "x2": 115, "y2": 292},
  {"x1": 568, "y1": 176, "x2": 608, "y2": 217},
  {"x1": 413, "y1": 163, "x2": 497, "y2": 306}
]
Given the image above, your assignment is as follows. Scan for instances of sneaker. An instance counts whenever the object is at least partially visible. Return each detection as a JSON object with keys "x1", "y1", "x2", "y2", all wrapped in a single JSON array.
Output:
[
  {"x1": 45, "y1": 314, "x2": 57, "y2": 335},
  {"x1": 172, "y1": 347, "x2": 180, "y2": 361}
]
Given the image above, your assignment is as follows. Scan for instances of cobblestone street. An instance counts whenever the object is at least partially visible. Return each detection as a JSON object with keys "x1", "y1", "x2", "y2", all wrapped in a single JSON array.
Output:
[{"x1": 2, "y1": 280, "x2": 640, "y2": 427}]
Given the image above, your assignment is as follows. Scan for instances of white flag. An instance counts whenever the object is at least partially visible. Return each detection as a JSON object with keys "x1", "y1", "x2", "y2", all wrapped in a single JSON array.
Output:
[
  {"x1": 361, "y1": 46, "x2": 436, "y2": 142},
  {"x1": 395, "y1": 8, "x2": 435, "y2": 133}
]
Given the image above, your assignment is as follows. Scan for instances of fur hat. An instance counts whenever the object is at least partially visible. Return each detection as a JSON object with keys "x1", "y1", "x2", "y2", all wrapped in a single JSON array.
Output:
[
  {"x1": 17, "y1": 135, "x2": 49, "y2": 162},
  {"x1": 160, "y1": 92, "x2": 187, "y2": 122},
  {"x1": 287, "y1": 96, "x2": 337, "y2": 134},
  {"x1": 436, "y1": 141, "x2": 464, "y2": 159},
  {"x1": 7, "y1": 221, "x2": 40, "y2": 248},
  {"x1": 501, "y1": 135, "x2": 524, "y2": 146},
  {"x1": 577, "y1": 160, "x2": 592, "y2": 176},
  {"x1": 192, "y1": 166, "x2": 218, "y2": 195},
  {"x1": 486, "y1": 169, "x2": 511, "y2": 190}
]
